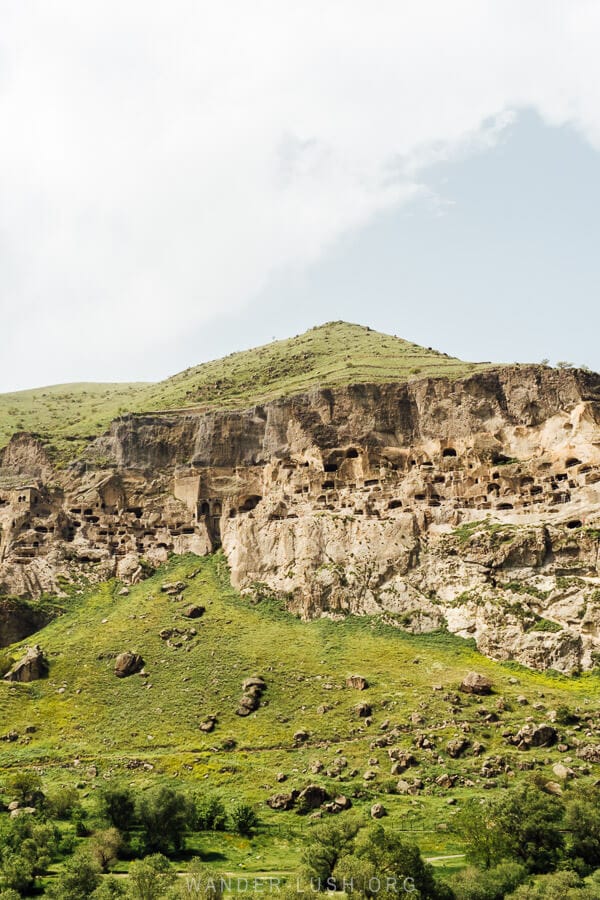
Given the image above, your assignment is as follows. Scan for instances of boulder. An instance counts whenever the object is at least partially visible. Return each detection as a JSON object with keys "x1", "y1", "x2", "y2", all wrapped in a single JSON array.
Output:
[
  {"x1": 346, "y1": 675, "x2": 369, "y2": 691},
  {"x1": 182, "y1": 605, "x2": 205, "y2": 619},
  {"x1": 545, "y1": 781, "x2": 563, "y2": 796},
  {"x1": 355, "y1": 702, "x2": 372, "y2": 718},
  {"x1": 371, "y1": 803, "x2": 387, "y2": 819},
  {"x1": 4, "y1": 645, "x2": 48, "y2": 683},
  {"x1": 114, "y1": 652, "x2": 145, "y2": 678},
  {"x1": 447, "y1": 738, "x2": 470, "y2": 759},
  {"x1": 515, "y1": 723, "x2": 557, "y2": 749},
  {"x1": 577, "y1": 745, "x2": 600, "y2": 763},
  {"x1": 267, "y1": 792, "x2": 298, "y2": 811},
  {"x1": 161, "y1": 581, "x2": 186, "y2": 595},
  {"x1": 460, "y1": 672, "x2": 492, "y2": 695},
  {"x1": 199, "y1": 716, "x2": 217, "y2": 733},
  {"x1": 297, "y1": 785, "x2": 330, "y2": 810},
  {"x1": 552, "y1": 763, "x2": 574, "y2": 781}
]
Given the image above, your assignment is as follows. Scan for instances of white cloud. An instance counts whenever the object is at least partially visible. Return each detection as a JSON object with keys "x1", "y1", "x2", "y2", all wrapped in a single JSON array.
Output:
[{"x1": 1, "y1": 0, "x2": 600, "y2": 388}]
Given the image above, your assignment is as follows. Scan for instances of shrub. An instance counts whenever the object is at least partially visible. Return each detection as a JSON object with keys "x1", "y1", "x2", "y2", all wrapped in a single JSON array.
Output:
[
  {"x1": 506, "y1": 869, "x2": 599, "y2": 899},
  {"x1": 45, "y1": 785, "x2": 82, "y2": 820},
  {"x1": 195, "y1": 795, "x2": 227, "y2": 832},
  {"x1": 451, "y1": 862, "x2": 528, "y2": 900},
  {"x1": 127, "y1": 854, "x2": 176, "y2": 900},
  {"x1": 230, "y1": 803, "x2": 259, "y2": 837},
  {"x1": 4, "y1": 770, "x2": 43, "y2": 805}
]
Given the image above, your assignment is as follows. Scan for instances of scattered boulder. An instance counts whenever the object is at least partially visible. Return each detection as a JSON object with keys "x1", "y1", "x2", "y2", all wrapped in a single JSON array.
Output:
[
  {"x1": 371, "y1": 803, "x2": 387, "y2": 819},
  {"x1": 435, "y1": 773, "x2": 458, "y2": 789},
  {"x1": 297, "y1": 784, "x2": 330, "y2": 811},
  {"x1": 4, "y1": 645, "x2": 48, "y2": 683},
  {"x1": 161, "y1": 581, "x2": 186, "y2": 595},
  {"x1": 114, "y1": 652, "x2": 145, "y2": 678},
  {"x1": 447, "y1": 737, "x2": 470, "y2": 759},
  {"x1": 182, "y1": 605, "x2": 205, "y2": 619},
  {"x1": 324, "y1": 795, "x2": 352, "y2": 815},
  {"x1": 267, "y1": 792, "x2": 298, "y2": 811},
  {"x1": 576, "y1": 745, "x2": 600, "y2": 764},
  {"x1": 514, "y1": 723, "x2": 557, "y2": 750},
  {"x1": 460, "y1": 672, "x2": 492, "y2": 695},
  {"x1": 199, "y1": 716, "x2": 217, "y2": 733},
  {"x1": 294, "y1": 729, "x2": 309, "y2": 744},
  {"x1": 355, "y1": 702, "x2": 372, "y2": 718},
  {"x1": 552, "y1": 763, "x2": 574, "y2": 781},
  {"x1": 346, "y1": 675, "x2": 369, "y2": 690},
  {"x1": 544, "y1": 781, "x2": 563, "y2": 796},
  {"x1": 236, "y1": 676, "x2": 267, "y2": 716}
]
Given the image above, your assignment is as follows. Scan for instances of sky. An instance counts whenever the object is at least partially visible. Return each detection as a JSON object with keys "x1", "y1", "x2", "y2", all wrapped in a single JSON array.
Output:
[{"x1": 1, "y1": 1, "x2": 600, "y2": 392}]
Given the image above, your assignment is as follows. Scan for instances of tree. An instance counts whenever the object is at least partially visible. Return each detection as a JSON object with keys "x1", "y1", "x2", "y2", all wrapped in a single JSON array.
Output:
[
  {"x1": 45, "y1": 785, "x2": 83, "y2": 820},
  {"x1": 4, "y1": 770, "x2": 43, "y2": 804},
  {"x1": 455, "y1": 786, "x2": 565, "y2": 874},
  {"x1": 301, "y1": 819, "x2": 360, "y2": 887},
  {"x1": 89, "y1": 828, "x2": 123, "y2": 872},
  {"x1": 99, "y1": 785, "x2": 137, "y2": 833},
  {"x1": 336, "y1": 825, "x2": 450, "y2": 899},
  {"x1": 47, "y1": 850, "x2": 101, "y2": 900},
  {"x1": 454, "y1": 799, "x2": 512, "y2": 870},
  {"x1": 565, "y1": 787, "x2": 600, "y2": 871},
  {"x1": 179, "y1": 859, "x2": 225, "y2": 899},
  {"x1": 127, "y1": 854, "x2": 176, "y2": 900},
  {"x1": 230, "y1": 803, "x2": 259, "y2": 837},
  {"x1": 450, "y1": 862, "x2": 527, "y2": 900},
  {"x1": 90, "y1": 878, "x2": 126, "y2": 899},
  {"x1": 137, "y1": 786, "x2": 194, "y2": 855},
  {"x1": 506, "y1": 869, "x2": 600, "y2": 899},
  {"x1": 0, "y1": 853, "x2": 35, "y2": 895},
  {"x1": 0, "y1": 889, "x2": 22, "y2": 900}
]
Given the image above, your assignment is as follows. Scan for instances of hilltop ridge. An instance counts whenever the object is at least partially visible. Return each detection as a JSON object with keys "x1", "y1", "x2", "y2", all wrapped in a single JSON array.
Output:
[{"x1": 0, "y1": 322, "x2": 485, "y2": 458}]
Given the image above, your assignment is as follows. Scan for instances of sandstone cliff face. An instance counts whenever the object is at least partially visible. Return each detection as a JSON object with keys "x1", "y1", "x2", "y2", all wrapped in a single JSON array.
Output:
[{"x1": 1, "y1": 366, "x2": 600, "y2": 672}]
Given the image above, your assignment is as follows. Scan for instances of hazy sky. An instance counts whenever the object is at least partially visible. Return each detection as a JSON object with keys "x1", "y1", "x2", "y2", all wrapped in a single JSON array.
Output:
[{"x1": 1, "y1": 1, "x2": 600, "y2": 392}]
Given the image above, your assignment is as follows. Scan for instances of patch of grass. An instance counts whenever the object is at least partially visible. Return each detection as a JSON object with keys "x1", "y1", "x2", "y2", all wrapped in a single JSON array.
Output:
[{"x1": 1, "y1": 552, "x2": 599, "y2": 879}]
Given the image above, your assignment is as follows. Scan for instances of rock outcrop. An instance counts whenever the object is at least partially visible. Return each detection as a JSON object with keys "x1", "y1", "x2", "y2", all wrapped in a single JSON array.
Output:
[
  {"x1": 1, "y1": 365, "x2": 600, "y2": 671},
  {"x1": 4, "y1": 645, "x2": 48, "y2": 682}
]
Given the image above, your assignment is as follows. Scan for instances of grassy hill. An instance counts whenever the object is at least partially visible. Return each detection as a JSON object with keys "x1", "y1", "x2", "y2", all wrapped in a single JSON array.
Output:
[
  {"x1": 1, "y1": 553, "x2": 598, "y2": 881},
  {"x1": 0, "y1": 322, "x2": 487, "y2": 459}
]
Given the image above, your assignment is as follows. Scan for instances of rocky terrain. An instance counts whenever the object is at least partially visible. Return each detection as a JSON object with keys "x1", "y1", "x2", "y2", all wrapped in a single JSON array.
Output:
[{"x1": 1, "y1": 350, "x2": 600, "y2": 673}]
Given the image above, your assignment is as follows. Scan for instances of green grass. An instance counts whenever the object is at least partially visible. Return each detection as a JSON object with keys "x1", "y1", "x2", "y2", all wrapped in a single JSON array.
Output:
[
  {"x1": 0, "y1": 322, "x2": 488, "y2": 460},
  {"x1": 1, "y1": 553, "x2": 599, "y2": 878}
]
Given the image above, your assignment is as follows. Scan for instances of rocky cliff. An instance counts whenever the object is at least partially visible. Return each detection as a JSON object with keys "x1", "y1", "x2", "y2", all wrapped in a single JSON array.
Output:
[{"x1": 1, "y1": 364, "x2": 600, "y2": 672}]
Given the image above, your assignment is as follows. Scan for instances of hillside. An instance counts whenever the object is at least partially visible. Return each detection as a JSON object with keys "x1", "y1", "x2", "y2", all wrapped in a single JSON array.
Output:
[
  {"x1": 0, "y1": 322, "x2": 485, "y2": 459},
  {"x1": 2, "y1": 553, "x2": 600, "y2": 883}
]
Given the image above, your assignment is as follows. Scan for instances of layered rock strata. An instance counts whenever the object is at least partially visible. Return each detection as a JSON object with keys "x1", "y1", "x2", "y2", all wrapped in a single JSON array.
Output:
[{"x1": 1, "y1": 366, "x2": 600, "y2": 671}]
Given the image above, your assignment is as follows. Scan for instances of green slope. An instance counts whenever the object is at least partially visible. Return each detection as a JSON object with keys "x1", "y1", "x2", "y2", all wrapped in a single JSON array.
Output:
[
  {"x1": 1, "y1": 554, "x2": 598, "y2": 877},
  {"x1": 0, "y1": 322, "x2": 486, "y2": 459}
]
